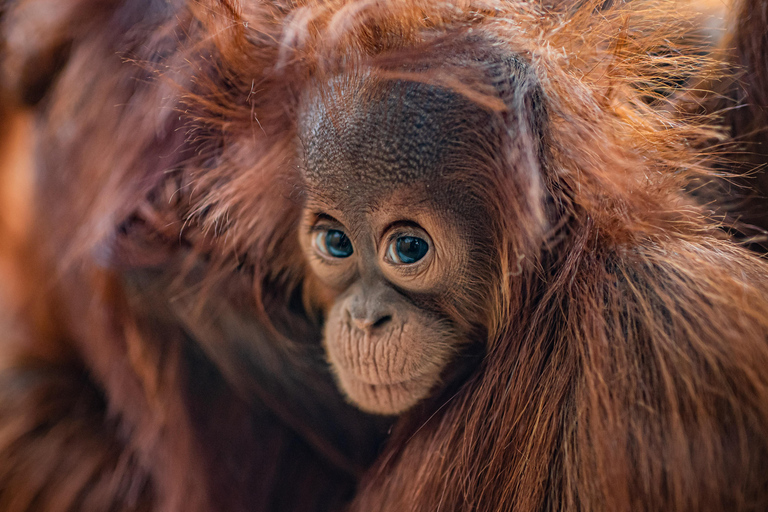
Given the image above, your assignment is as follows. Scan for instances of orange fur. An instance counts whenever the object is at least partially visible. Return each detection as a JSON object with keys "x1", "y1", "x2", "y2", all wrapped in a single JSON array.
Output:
[{"x1": 1, "y1": 0, "x2": 768, "y2": 510}]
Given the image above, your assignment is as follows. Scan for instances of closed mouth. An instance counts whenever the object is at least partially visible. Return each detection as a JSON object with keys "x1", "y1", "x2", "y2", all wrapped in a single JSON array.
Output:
[
  {"x1": 340, "y1": 366, "x2": 431, "y2": 386},
  {"x1": 341, "y1": 370, "x2": 436, "y2": 399}
]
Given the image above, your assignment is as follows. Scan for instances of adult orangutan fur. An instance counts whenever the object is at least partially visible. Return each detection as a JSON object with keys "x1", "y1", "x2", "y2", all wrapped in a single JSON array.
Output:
[
  {"x1": 2, "y1": 0, "x2": 768, "y2": 511},
  {"x1": 692, "y1": 0, "x2": 768, "y2": 246}
]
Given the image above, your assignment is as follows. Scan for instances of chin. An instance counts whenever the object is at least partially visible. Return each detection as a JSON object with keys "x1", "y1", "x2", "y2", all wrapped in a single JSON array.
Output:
[{"x1": 337, "y1": 371, "x2": 438, "y2": 416}]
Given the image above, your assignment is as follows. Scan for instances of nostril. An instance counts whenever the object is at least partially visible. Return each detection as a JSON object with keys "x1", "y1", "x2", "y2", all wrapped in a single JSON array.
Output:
[
  {"x1": 351, "y1": 314, "x2": 393, "y2": 331},
  {"x1": 372, "y1": 315, "x2": 392, "y2": 329}
]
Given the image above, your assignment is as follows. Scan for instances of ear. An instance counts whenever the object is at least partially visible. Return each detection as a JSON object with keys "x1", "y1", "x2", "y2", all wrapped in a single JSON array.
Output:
[
  {"x1": 488, "y1": 49, "x2": 550, "y2": 256},
  {"x1": 492, "y1": 55, "x2": 548, "y2": 164}
]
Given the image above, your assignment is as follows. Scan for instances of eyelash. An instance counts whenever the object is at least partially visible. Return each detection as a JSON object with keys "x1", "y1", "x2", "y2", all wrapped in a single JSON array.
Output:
[
  {"x1": 382, "y1": 222, "x2": 421, "y2": 242},
  {"x1": 309, "y1": 224, "x2": 329, "y2": 236}
]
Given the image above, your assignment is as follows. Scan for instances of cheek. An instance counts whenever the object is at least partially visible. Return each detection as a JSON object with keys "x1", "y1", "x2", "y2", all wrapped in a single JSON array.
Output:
[
  {"x1": 322, "y1": 300, "x2": 457, "y2": 415},
  {"x1": 303, "y1": 272, "x2": 339, "y2": 313}
]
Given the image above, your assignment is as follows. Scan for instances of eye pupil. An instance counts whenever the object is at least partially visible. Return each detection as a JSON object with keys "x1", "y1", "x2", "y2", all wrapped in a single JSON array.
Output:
[
  {"x1": 325, "y1": 230, "x2": 353, "y2": 258},
  {"x1": 396, "y1": 236, "x2": 428, "y2": 264}
]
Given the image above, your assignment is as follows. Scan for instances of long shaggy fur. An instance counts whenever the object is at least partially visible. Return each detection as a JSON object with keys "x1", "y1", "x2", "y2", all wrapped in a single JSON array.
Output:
[{"x1": 1, "y1": 0, "x2": 768, "y2": 511}]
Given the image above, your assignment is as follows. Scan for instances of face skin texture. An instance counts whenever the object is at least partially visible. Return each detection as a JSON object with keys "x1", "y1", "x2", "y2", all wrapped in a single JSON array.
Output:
[{"x1": 297, "y1": 75, "x2": 502, "y2": 415}]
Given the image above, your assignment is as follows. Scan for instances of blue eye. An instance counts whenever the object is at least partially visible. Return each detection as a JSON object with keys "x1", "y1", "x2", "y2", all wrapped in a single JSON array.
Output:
[
  {"x1": 387, "y1": 236, "x2": 429, "y2": 264},
  {"x1": 315, "y1": 229, "x2": 353, "y2": 258}
]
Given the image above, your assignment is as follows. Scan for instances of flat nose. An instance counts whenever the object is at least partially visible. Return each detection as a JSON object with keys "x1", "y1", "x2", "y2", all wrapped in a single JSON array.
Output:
[{"x1": 348, "y1": 294, "x2": 393, "y2": 331}]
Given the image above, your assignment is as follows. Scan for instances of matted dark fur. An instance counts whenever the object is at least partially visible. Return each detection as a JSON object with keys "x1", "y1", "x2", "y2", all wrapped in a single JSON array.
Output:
[{"x1": 1, "y1": 0, "x2": 768, "y2": 511}]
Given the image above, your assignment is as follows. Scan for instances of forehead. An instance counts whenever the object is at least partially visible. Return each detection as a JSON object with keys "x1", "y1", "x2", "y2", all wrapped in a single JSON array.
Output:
[{"x1": 298, "y1": 74, "x2": 501, "y2": 204}]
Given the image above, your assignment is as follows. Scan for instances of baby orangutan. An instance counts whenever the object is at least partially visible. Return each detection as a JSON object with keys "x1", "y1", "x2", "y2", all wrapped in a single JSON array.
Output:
[
  {"x1": 298, "y1": 67, "x2": 529, "y2": 414},
  {"x1": 6, "y1": 0, "x2": 768, "y2": 510}
]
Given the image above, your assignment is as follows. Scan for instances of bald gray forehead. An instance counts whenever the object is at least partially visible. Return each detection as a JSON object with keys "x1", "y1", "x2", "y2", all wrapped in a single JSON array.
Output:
[{"x1": 298, "y1": 76, "x2": 500, "y2": 194}]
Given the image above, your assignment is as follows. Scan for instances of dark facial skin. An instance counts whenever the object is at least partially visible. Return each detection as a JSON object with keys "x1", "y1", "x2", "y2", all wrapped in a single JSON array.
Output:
[{"x1": 298, "y1": 76, "x2": 502, "y2": 414}]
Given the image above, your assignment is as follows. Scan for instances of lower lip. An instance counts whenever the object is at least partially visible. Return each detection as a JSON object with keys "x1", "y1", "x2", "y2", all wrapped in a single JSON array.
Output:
[{"x1": 340, "y1": 372, "x2": 434, "y2": 414}]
